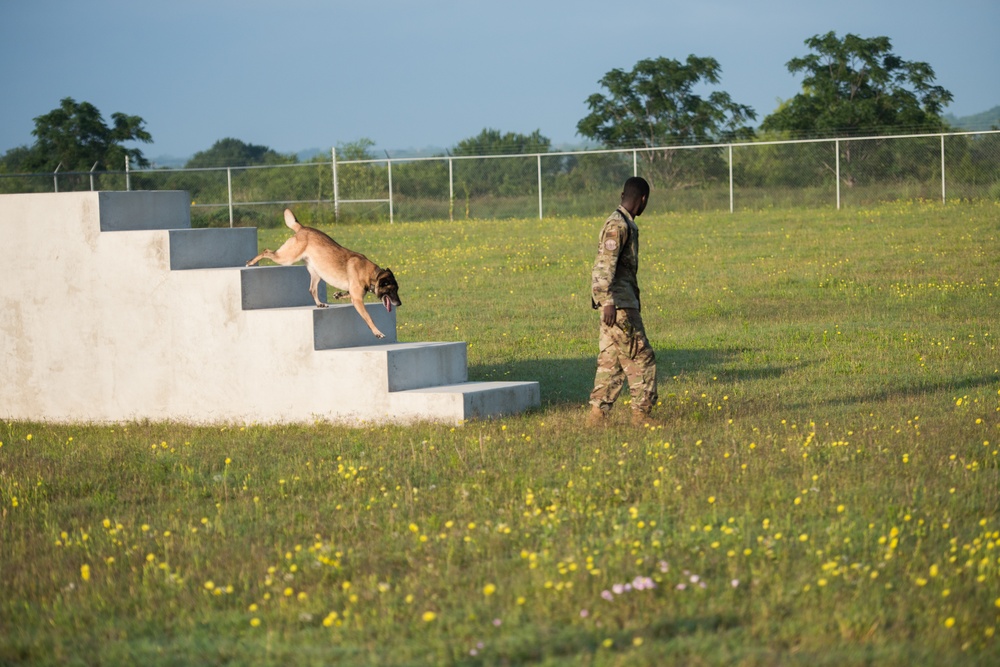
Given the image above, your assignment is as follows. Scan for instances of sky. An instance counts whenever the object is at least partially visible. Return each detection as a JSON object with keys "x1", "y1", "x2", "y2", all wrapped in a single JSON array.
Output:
[{"x1": 1, "y1": 0, "x2": 997, "y2": 164}]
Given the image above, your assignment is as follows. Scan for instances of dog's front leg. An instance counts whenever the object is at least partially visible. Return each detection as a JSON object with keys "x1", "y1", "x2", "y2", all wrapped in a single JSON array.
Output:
[{"x1": 350, "y1": 293, "x2": 385, "y2": 338}]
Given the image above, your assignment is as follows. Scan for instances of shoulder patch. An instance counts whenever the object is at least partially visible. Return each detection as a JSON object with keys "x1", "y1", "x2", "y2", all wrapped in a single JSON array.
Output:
[{"x1": 604, "y1": 239, "x2": 618, "y2": 251}]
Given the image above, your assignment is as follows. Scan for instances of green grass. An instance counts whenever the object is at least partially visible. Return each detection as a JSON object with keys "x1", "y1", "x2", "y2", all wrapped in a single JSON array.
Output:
[{"x1": 2, "y1": 201, "x2": 999, "y2": 666}]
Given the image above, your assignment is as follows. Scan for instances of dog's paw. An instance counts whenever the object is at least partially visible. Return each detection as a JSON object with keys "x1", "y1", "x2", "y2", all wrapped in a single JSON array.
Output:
[
  {"x1": 316, "y1": 303, "x2": 328, "y2": 309},
  {"x1": 331, "y1": 291, "x2": 348, "y2": 300},
  {"x1": 374, "y1": 331, "x2": 385, "y2": 339}
]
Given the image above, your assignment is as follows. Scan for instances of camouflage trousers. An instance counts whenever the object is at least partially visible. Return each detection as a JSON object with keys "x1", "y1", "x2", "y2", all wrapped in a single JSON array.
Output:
[{"x1": 589, "y1": 308, "x2": 657, "y2": 414}]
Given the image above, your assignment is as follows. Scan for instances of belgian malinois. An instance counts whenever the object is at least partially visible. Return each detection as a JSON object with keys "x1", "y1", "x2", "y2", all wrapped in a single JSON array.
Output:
[{"x1": 246, "y1": 209, "x2": 401, "y2": 338}]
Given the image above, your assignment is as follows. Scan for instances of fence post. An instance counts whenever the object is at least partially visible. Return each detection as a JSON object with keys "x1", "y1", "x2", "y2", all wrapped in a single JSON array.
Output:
[
  {"x1": 448, "y1": 156, "x2": 454, "y2": 222},
  {"x1": 835, "y1": 139, "x2": 841, "y2": 210},
  {"x1": 53, "y1": 162, "x2": 61, "y2": 193},
  {"x1": 633, "y1": 150, "x2": 638, "y2": 176},
  {"x1": 385, "y1": 153, "x2": 394, "y2": 224},
  {"x1": 331, "y1": 147, "x2": 340, "y2": 222},
  {"x1": 89, "y1": 162, "x2": 99, "y2": 191},
  {"x1": 940, "y1": 134, "x2": 946, "y2": 203},
  {"x1": 227, "y1": 167, "x2": 233, "y2": 228},
  {"x1": 537, "y1": 154, "x2": 543, "y2": 220},
  {"x1": 126, "y1": 155, "x2": 131, "y2": 191},
  {"x1": 728, "y1": 144, "x2": 734, "y2": 214}
]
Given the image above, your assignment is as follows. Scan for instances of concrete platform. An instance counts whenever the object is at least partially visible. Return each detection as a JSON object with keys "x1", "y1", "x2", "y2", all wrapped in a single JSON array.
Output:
[
  {"x1": 0, "y1": 190, "x2": 540, "y2": 425},
  {"x1": 391, "y1": 381, "x2": 542, "y2": 422}
]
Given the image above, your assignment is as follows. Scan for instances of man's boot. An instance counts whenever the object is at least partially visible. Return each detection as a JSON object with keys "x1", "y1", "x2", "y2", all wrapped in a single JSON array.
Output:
[
  {"x1": 586, "y1": 404, "x2": 607, "y2": 427},
  {"x1": 631, "y1": 409, "x2": 663, "y2": 429}
]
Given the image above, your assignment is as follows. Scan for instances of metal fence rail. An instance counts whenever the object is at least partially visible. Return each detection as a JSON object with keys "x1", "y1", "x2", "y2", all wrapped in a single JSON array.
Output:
[{"x1": 2, "y1": 131, "x2": 997, "y2": 226}]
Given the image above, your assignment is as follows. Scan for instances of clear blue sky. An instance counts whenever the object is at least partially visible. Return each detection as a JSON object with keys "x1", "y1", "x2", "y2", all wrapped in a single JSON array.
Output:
[{"x1": 1, "y1": 0, "x2": 997, "y2": 162}]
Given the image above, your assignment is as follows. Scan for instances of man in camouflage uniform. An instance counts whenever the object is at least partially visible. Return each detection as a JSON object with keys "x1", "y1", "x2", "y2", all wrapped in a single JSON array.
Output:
[{"x1": 587, "y1": 176, "x2": 658, "y2": 427}]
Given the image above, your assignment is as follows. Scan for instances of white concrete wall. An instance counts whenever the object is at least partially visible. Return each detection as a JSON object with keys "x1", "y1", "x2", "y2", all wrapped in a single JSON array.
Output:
[{"x1": 0, "y1": 191, "x2": 538, "y2": 425}]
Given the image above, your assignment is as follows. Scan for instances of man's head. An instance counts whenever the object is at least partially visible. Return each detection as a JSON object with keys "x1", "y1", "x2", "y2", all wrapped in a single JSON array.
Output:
[{"x1": 621, "y1": 176, "x2": 650, "y2": 217}]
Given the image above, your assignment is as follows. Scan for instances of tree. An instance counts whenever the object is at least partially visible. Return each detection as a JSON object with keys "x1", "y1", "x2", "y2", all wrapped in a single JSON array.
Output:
[
  {"x1": 18, "y1": 97, "x2": 152, "y2": 172},
  {"x1": 185, "y1": 138, "x2": 291, "y2": 168},
  {"x1": 336, "y1": 137, "x2": 377, "y2": 161},
  {"x1": 577, "y1": 56, "x2": 755, "y2": 188},
  {"x1": 452, "y1": 129, "x2": 553, "y2": 200},
  {"x1": 577, "y1": 56, "x2": 757, "y2": 150},
  {"x1": 760, "y1": 32, "x2": 953, "y2": 137},
  {"x1": 453, "y1": 128, "x2": 550, "y2": 156}
]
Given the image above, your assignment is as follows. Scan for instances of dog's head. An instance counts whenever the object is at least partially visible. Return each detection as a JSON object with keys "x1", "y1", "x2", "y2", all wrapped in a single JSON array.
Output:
[{"x1": 375, "y1": 269, "x2": 401, "y2": 312}]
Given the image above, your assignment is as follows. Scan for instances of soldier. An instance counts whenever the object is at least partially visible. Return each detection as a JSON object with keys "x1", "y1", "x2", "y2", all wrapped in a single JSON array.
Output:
[{"x1": 587, "y1": 176, "x2": 659, "y2": 427}]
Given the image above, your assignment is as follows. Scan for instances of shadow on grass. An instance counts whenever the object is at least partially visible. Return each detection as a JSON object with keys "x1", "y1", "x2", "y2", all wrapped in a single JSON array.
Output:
[
  {"x1": 793, "y1": 372, "x2": 1000, "y2": 411},
  {"x1": 473, "y1": 613, "x2": 742, "y2": 665},
  {"x1": 469, "y1": 347, "x2": 787, "y2": 407}
]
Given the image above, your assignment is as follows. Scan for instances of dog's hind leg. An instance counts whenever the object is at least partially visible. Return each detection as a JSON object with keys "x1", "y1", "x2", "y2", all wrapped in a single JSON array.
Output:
[
  {"x1": 307, "y1": 266, "x2": 327, "y2": 308},
  {"x1": 246, "y1": 237, "x2": 304, "y2": 267},
  {"x1": 246, "y1": 250, "x2": 273, "y2": 266}
]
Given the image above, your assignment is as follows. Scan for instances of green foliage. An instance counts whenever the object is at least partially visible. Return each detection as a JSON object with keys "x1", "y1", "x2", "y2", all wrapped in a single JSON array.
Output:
[
  {"x1": 336, "y1": 137, "x2": 377, "y2": 161},
  {"x1": 10, "y1": 97, "x2": 152, "y2": 172},
  {"x1": 450, "y1": 128, "x2": 555, "y2": 200},
  {"x1": 2, "y1": 203, "x2": 999, "y2": 665},
  {"x1": 577, "y1": 56, "x2": 756, "y2": 149},
  {"x1": 0, "y1": 146, "x2": 33, "y2": 174},
  {"x1": 185, "y1": 138, "x2": 293, "y2": 169},
  {"x1": 761, "y1": 32, "x2": 954, "y2": 138},
  {"x1": 577, "y1": 56, "x2": 756, "y2": 189},
  {"x1": 453, "y1": 128, "x2": 551, "y2": 156}
]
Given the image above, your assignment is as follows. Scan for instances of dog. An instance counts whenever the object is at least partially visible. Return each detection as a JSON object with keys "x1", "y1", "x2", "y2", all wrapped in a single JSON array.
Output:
[{"x1": 246, "y1": 209, "x2": 401, "y2": 338}]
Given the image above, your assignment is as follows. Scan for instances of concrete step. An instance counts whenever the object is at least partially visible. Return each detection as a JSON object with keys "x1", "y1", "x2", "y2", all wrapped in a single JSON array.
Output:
[
  {"x1": 241, "y1": 265, "x2": 325, "y2": 309},
  {"x1": 169, "y1": 228, "x2": 258, "y2": 270},
  {"x1": 98, "y1": 191, "x2": 191, "y2": 231},
  {"x1": 322, "y1": 341, "x2": 468, "y2": 391},
  {"x1": 389, "y1": 381, "x2": 541, "y2": 423},
  {"x1": 313, "y1": 302, "x2": 397, "y2": 347},
  {"x1": 1, "y1": 190, "x2": 541, "y2": 425}
]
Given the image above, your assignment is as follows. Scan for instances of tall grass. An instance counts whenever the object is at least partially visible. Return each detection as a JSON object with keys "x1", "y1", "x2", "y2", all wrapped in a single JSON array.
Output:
[{"x1": 2, "y1": 201, "x2": 998, "y2": 665}]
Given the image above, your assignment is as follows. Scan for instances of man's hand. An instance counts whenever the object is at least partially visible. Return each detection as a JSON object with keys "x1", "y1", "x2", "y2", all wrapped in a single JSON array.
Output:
[{"x1": 602, "y1": 303, "x2": 617, "y2": 327}]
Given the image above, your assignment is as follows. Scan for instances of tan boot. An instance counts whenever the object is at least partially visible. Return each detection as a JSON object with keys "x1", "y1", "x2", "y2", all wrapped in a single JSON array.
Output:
[
  {"x1": 631, "y1": 410, "x2": 663, "y2": 429},
  {"x1": 586, "y1": 405, "x2": 608, "y2": 427}
]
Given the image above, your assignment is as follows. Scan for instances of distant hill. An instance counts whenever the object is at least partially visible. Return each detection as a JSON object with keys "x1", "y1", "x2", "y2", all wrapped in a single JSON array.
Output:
[
  {"x1": 149, "y1": 154, "x2": 190, "y2": 169},
  {"x1": 945, "y1": 105, "x2": 1000, "y2": 131},
  {"x1": 148, "y1": 113, "x2": 995, "y2": 172}
]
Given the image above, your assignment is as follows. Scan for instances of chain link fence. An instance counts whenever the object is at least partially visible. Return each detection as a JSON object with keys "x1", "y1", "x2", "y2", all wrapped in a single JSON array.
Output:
[{"x1": 2, "y1": 131, "x2": 997, "y2": 227}]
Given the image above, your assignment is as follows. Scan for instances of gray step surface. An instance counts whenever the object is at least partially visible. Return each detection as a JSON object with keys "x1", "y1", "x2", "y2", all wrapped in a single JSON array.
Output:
[
  {"x1": 98, "y1": 191, "x2": 191, "y2": 231},
  {"x1": 324, "y1": 341, "x2": 468, "y2": 392},
  {"x1": 170, "y1": 228, "x2": 259, "y2": 270},
  {"x1": 241, "y1": 265, "x2": 325, "y2": 309},
  {"x1": 313, "y1": 302, "x2": 397, "y2": 347}
]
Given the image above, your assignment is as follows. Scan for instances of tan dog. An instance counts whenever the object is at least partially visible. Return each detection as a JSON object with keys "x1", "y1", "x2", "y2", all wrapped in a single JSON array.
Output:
[{"x1": 246, "y1": 209, "x2": 401, "y2": 338}]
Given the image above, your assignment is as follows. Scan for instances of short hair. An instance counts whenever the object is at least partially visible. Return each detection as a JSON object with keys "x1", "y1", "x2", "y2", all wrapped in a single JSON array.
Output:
[{"x1": 623, "y1": 176, "x2": 650, "y2": 200}]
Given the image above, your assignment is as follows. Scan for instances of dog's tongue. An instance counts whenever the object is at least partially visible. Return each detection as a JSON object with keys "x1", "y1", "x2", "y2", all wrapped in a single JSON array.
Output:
[{"x1": 383, "y1": 295, "x2": 393, "y2": 313}]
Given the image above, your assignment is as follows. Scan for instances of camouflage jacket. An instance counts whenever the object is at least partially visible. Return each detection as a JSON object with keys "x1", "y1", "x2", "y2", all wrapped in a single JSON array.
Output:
[{"x1": 591, "y1": 205, "x2": 640, "y2": 311}]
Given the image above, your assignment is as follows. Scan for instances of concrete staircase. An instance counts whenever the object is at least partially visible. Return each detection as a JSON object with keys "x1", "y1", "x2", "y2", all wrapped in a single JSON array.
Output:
[{"x1": 0, "y1": 191, "x2": 539, "y2": 425}]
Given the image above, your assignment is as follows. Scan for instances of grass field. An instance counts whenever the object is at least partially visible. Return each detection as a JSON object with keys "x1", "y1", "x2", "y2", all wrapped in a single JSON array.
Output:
[{"x1": 2, "y1": 200, "x2": 998, "y2": 666}]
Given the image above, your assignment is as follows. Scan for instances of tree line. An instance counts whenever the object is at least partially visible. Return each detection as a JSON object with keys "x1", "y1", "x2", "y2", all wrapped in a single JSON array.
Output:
[{"x1": 1, "y1": 31, "x2": 996, "y2": 208}]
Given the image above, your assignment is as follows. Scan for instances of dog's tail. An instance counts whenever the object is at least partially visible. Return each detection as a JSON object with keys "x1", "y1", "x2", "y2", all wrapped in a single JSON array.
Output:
[{"x1": 283, "y1": 209, "x2": 303, "y2": 232}]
